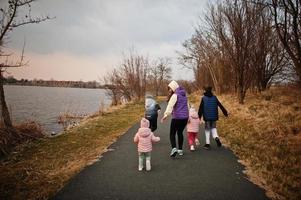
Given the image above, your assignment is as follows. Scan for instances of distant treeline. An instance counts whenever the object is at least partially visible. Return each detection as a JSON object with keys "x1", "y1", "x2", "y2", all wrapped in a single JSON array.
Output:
[{"x1": 3, "y1": 76, "x2": 105, "y2": 89}]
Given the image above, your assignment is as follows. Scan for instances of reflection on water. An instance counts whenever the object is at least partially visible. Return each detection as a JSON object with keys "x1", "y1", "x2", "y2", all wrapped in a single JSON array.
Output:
[{"x1": 4, "y1": 85, "x2": 111, "y2": 135}]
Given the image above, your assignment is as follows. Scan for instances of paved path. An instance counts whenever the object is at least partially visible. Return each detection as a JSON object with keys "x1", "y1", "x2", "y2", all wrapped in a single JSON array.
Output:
[{"x1": 53, "y1": 104, "x2": 269, "y2": 200}]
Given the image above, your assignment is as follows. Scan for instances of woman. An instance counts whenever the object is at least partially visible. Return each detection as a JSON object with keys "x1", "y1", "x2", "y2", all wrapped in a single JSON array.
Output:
[{"x1": 161, "y1": 80, "x2": 189, "y2": 157}]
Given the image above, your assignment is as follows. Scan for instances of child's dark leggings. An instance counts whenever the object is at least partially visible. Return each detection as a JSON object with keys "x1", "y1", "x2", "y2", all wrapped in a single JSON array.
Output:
[{"x1": 170, "y1": 118, "x2": 188, "y2": 150}]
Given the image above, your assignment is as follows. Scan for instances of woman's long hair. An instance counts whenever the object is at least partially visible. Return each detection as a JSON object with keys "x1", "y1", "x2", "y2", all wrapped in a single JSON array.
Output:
[{"x1": 166, "y1": 87, "x2": 174, "y2": 102}]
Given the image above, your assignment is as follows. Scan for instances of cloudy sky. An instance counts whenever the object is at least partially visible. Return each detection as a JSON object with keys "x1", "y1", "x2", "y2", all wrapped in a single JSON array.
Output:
[{"x1": 4, "y1": 0, "x2": 209, "y2": 81}]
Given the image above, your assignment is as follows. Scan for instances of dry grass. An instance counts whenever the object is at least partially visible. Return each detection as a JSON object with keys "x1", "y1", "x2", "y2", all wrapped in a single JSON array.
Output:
[
  {"x1": 0, "y1": 101, "x2": 145, "y2": 200},
  {"x1": 208, "y1": 86, "x2": 301, "y2": 200},
  {"x1": 188, "y1": 87, "x2": 301, "y2": 200},
  {"x1": 0, "y1": 121, "x2": 44, "y2": 156},
  {"x1": 15, "y1": 121, "x2": 44, "y2": 139}
]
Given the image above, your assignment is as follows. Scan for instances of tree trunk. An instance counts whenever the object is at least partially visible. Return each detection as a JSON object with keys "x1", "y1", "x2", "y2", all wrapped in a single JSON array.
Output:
[
  {"x1": 0, "y1": 70, "x2": 13, "y2": 128},
  {"x1": 295, "y1": 62, "x2": 301, "y2": 87},
  {"x1": 238, "y1": 83, "x2": 245, "y2": 104}
]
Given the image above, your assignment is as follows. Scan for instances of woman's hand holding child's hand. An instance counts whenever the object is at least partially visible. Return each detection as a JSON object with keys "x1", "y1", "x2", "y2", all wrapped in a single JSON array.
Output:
[{"x1": 161, "y1": 115, "x2": 167, "y2": 123}]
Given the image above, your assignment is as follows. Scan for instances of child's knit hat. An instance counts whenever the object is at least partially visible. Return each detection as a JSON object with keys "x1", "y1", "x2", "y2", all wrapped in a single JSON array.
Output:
[{"x1": 140, "y1": 118, "x2": 150, "y2": 128}]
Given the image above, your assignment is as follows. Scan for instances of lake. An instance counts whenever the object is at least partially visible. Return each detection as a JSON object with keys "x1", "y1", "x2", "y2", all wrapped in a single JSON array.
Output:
[{"x1": 3, "y1": 85, "x2": 111, "y2": 135}]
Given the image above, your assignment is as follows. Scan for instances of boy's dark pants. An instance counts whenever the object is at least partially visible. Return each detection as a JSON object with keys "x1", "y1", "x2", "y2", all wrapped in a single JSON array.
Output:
[{"x1": 146, "y1": 117, "x2": 158, "y2": 132}]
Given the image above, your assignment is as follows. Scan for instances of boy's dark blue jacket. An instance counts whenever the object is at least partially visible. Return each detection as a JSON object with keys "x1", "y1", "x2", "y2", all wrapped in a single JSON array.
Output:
[{"x1": 198, "y1": 91, "x2": 228, "y2": 121}]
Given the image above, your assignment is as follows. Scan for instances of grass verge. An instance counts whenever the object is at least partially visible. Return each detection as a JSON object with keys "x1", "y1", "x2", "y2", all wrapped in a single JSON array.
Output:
[
  {"x1": 191, "y1": 87, "x2": 301, "y2": 200},
  {"x1": 190, "y1": 87, "x2": 301, "y2": 200},
  {"x1": 0, "y1": 101, "x2": 145, "y2": 200}
]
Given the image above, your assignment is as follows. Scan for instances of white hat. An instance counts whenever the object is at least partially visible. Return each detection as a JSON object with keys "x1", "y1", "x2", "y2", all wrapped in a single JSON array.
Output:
[{"x1": 168, "y1": 80, "x2": 179, "y2": 92}]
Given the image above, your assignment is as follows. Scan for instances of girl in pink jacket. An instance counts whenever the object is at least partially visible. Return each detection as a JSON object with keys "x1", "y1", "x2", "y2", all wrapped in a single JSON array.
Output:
[
  {"x1": 134, "y1": 118, "x2": 160, "y2": 171},
  {"x1": 187, "y1": 107, "x2": 201, "y2": 151}
]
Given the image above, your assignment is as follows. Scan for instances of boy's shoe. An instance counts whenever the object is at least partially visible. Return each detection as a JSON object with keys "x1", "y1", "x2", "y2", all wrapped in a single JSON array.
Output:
[
  {"x1": 215, "y1": 137, "x2": 222, "y2": 147},
  {"x1": 178, "y1": 149, "x2": 184, "y2": 156},
  {"x1": 203, "y1": 144, "x2": 211, "y2": 150},
  {"x1": 146, "y1": 160, "x2": 151, "y2": 171},
  {"x1": 170, "y1": 148, "x2": 178, "y2": 157},
  {"x1": 190, "y1": 145, "x2": 195, "y2": 151},
  {"x1": 195, "y1": 139, "x2": 200, "y2": 146}
]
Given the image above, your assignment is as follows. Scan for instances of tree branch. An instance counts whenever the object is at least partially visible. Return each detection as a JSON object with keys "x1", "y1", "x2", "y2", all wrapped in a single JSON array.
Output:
[{"x1": 11, "y1": 16, "x2": 51, "y2": 27}]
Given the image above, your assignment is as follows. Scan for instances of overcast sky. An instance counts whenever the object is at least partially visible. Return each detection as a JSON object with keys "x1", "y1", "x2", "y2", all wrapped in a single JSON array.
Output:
[{"x1": 3, "y1": 0, "x2": 209, "y2": 81}]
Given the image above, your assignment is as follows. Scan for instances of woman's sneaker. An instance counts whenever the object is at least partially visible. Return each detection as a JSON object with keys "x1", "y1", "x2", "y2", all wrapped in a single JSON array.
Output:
[
  {"x1": 215, "y1": 137, "x2": 222, "y2": 147},
  {"x1": 203, "y1": 144, "x2": 211, "y2": 150},
  {"x1": 170, "y1": 148, "x2": 178, "y2": 157},
  {"x1": 190, "y1": 145, "x2": 195, "y2": 151},
  {"x1": 178, "y1": 149, "x2": 184, "y2": 156}
]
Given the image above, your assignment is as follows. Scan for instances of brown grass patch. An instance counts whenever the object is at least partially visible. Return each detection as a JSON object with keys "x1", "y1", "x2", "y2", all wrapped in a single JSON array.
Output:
[
  {"x1": 15, "y1": 121, "x2": 44, "y2": 139},
  {"x1": 189, "y1": 87, "x2": 301, "y2": 200},
  {"x1": 217, "y1": 87, "x2": 301, "y2": 200},
  {"x1": 0, "y1": 121, "x2": 44, "y2": 156}
]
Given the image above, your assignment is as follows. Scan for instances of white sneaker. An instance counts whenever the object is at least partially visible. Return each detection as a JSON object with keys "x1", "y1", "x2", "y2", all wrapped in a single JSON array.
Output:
[
  {"x1": 146, "y1": 160, "x2": 151, "y2": 171},
  {"x1": 170, "y1": 148, "x2": 178, "y2": 157},
  {"x1": 138, "y1": 166, "x2": 143, "y2": 171},
  {"x1": 178, "y1": 149, "x2": 183, "y2": 156},
  {"x1": 195, "y1": 138, "x2": 200, "y2": 146},
  {"x1": 190, "y1": 145, "x2": 195, "y2": 151}
]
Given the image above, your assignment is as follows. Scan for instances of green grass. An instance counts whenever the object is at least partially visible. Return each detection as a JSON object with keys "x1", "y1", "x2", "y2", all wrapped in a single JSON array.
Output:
[{"x1": 0, "y1": 101, "x2": 145, "y2": 200}]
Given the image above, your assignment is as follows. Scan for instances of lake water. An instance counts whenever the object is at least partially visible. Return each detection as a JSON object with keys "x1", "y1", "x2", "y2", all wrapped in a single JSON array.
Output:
[{"x1": 3, "y1": 85, "x2": 112, "y2": 135}]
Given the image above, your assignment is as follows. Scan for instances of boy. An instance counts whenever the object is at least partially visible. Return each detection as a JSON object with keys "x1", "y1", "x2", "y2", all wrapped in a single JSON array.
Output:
[
  {"x1": 198, "y1": 86, "x2": 228, "y2": 149},
  {"x1": 145, "y1": 95, "x2": 161, "y2": 132}
]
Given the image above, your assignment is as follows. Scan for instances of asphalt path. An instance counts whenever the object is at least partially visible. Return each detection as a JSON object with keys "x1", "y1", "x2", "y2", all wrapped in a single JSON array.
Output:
[{"x1": 52, "y1": 104, "x2": 269, "y2": 200}]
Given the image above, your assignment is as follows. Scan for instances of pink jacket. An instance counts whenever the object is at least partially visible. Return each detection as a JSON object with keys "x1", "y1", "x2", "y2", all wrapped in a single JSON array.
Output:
[
  {"x1": 134, "y1": 118, "x2": 160, "y2": 152},
  {"x1": 187, "y1": 108, "x2": 200, "y2": 133}
]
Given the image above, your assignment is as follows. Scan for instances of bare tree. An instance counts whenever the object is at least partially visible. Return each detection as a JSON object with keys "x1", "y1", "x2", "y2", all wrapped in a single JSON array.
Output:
[
  {"x1": 253, "y1": 29, "x2": 290, "y2": 90},
  {"x1": 0, "y1": 43, "x2": 25, "y2": 128},
  {"x1": 157, "y1": 58, "x2": 172, "y2": 95},
  {"x1": 181, "y1": 0, "x2": 257, "y2": 100},
  {"x1": 180, "y1": 32, "x2": 216, "y2": 91},
  {"x1": 267, "y1": 0, "x2": 301, "y2": 85},
  {"x1": 104, "y1": 50, "x2": 151, "y2": 103},
  {"x1": 149, "y1": 57, "x2": 171, "y2": 96},
  {"x1": 148, "y1": 63, "x2": 159, "y2": 95},
  {"x1": 216, "y1": 0, "x2": 263, "y2": 103},
  {"x1": 103, "y1": 69, "x2": 123, "y2": 106},
  {"x1": 181, "y1": 0, "x2": 290, "y2": 102},
  {"x1": 105, "y1": 53, "x2": 172, "y2": 104},
  {"x1": 184, "y1": 29, "x2": 226, "y2": 94},
  {"x1": 0, "y1": 0, "x2": 50, "y2": 129},
  {"x1": 250, "y1": 2, "x2": 290, "y2": 91},
  {"x1": 121, "y1": 51, "x2": 149, "y2": 100}
]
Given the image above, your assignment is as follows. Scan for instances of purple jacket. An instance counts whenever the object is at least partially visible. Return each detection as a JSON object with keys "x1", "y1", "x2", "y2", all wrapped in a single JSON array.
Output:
[{"x1": 172, "y1": 87, "x2": 189, "y2": 119}]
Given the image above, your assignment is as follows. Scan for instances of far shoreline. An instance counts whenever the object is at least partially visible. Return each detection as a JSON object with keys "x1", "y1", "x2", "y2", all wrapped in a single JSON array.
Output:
[{"x1": 4, "y1": 83, "x2": 107, "y2": 90}]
